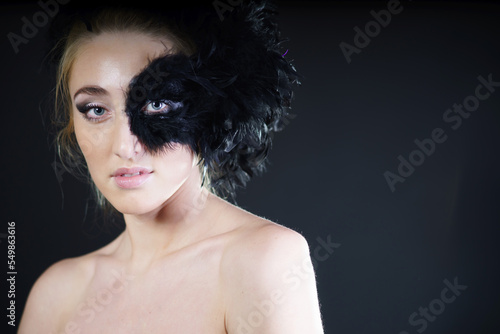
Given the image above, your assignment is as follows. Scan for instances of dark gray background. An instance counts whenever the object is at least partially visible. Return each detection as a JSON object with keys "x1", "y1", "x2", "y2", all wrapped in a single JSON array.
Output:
[{"x1": 1, "y1": 1, "x2": 499, "y2": 333}]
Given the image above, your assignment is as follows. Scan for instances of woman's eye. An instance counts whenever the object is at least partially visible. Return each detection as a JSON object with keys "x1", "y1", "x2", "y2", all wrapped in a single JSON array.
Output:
[
  {"x1": 143, "y1": 101, "x2": 171, "y2": 114},
  {"x1": 89, "y1": 107, "x2": 106, "y2": 116},
  {"x1": 76, "y1": 103, "x2": 109, "y2": 122},
  {"x1": 84, "y1": 106, "x2": 108, "y2": 121}
]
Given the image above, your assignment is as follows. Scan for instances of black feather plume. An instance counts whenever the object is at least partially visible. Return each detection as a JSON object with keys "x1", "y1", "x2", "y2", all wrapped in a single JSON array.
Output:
[{"x1": 122, "y1": 0, "x2": 301, "y2": 199}]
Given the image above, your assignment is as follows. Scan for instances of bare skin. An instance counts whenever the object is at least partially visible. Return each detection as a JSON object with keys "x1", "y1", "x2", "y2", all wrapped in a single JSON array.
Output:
[{"x1": 18, "y1": 32, "x2": 324, "y2": 334}]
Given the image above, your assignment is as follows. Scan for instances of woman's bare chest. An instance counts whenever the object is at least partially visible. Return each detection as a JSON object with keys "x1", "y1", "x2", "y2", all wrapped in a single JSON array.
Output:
[{"x1": 55, "y1": 253, "x2": 226, "y2": 333}]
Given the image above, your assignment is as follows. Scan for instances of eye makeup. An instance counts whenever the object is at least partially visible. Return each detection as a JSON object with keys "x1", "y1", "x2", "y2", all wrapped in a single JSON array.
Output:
[
  {"x1": 142, "y1": 100, "x2": 184, "y2": 115},
  {"x1": 76, "y1": 102, "x2": 109, "y2": 122}
]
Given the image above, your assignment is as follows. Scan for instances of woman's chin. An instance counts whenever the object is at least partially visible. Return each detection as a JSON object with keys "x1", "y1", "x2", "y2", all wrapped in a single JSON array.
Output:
[{"x1": 108, "y1": 197, "x2": 166, "y2": 216}]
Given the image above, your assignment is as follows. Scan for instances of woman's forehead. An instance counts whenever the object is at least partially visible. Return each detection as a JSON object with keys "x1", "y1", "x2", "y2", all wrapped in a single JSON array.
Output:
[{"x1": 69, "y1": 32, "x2": 174, "y2": 97}]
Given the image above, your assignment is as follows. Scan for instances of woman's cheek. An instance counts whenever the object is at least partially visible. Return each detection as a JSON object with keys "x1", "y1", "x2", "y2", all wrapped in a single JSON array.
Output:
[
  {"x1": 74, "y1": 119, "x2": 111, "y2": 160},
  {"x1": 154, "y1": 145, "x2": 196, "y2": 184}
]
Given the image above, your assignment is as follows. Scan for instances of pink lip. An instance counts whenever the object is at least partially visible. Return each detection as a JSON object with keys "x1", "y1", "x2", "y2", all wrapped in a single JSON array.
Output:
[{"x1": 112, "y1": 167, "x2": 153, "y2": 189}]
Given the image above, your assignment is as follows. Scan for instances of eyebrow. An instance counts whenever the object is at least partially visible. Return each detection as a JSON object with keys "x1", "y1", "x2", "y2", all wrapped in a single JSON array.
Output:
[{"x1": 73, "y1": 86, "x2": 109, "y2": 100}]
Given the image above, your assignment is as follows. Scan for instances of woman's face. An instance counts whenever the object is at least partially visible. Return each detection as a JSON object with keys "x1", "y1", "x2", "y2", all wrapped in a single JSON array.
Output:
[{"x1": 69, "y1": 31, "x2": 198, "y2": 215}]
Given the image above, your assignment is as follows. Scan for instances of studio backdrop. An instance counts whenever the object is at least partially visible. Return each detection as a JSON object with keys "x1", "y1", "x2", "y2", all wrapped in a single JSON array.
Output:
[{"x1": 1, "y1": 1, "x2": 499, "y2": 333}]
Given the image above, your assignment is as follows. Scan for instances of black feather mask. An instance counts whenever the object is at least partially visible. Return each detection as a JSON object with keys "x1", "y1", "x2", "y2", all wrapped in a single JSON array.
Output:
[
  {"x1": 124, "y1": 0, "x2": 300, "y2": 199},
  {"x1": 49, "y1": 0, "x2": 300, "y2": 200}
]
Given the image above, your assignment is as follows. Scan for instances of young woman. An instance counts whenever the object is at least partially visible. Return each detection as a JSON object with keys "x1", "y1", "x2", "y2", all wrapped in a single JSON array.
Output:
[{"x1": 19, "y1": 1, "x2": 324, "y2": 333}]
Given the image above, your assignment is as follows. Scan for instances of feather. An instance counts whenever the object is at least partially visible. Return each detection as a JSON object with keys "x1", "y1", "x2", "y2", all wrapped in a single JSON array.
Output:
[{"x1": 124, "y1": 0, "x2": 300, "y2": 200}]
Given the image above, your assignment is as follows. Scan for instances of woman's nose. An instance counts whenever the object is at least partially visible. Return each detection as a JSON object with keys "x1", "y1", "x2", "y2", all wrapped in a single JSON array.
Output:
[{"x1": 112, "y1": 112, "x2": 142, "y2": 160}]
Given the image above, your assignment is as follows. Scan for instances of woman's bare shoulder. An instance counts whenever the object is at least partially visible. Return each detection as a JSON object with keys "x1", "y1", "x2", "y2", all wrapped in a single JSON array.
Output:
[
  {"x1": 219, "y1": 212, "x2": 323, "y2": 333},
  {"x1": 18, "y1": 252, "x2": 98, "y2": 332},
  {"x1": 220, "y1": 206, "x2": 311, "y2": 278},
  {"x1": 24, "y1": 239, "x2": 119, "y2": 300},
  {"x1": 215, "y1": 196, "x2": 309, "y2": 252},
  {"x1": 35, "y1": 253, "x2": 96, "y2": 290}
]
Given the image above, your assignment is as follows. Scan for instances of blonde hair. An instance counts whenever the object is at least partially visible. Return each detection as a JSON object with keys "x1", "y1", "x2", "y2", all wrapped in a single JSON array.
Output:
[{"x1": 52, "y1": 7, "x2": 196, "y2": 217}]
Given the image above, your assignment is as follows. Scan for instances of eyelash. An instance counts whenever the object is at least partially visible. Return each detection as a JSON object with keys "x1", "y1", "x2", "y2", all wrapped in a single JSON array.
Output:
[
  {"x1": 75, "y1": 100, "x2": 182, "y2": 122},
  {"x1": 142, "y1": 100, "x2": 180, "y2": 115},
  {"x1": 76, "y1": 103, "x2": 108, "y2": 122}
]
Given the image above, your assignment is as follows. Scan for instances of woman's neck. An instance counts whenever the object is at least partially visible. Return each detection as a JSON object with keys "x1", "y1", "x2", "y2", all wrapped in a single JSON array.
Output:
[{"x1": 116, "y1": 173, "x2": 220, "y2": 272}]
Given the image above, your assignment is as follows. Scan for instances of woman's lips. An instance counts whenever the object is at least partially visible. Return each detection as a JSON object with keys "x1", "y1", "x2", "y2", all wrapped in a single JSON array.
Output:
[{"x1": 112, "y1": 167, "x2": 153, "y2": 189}]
